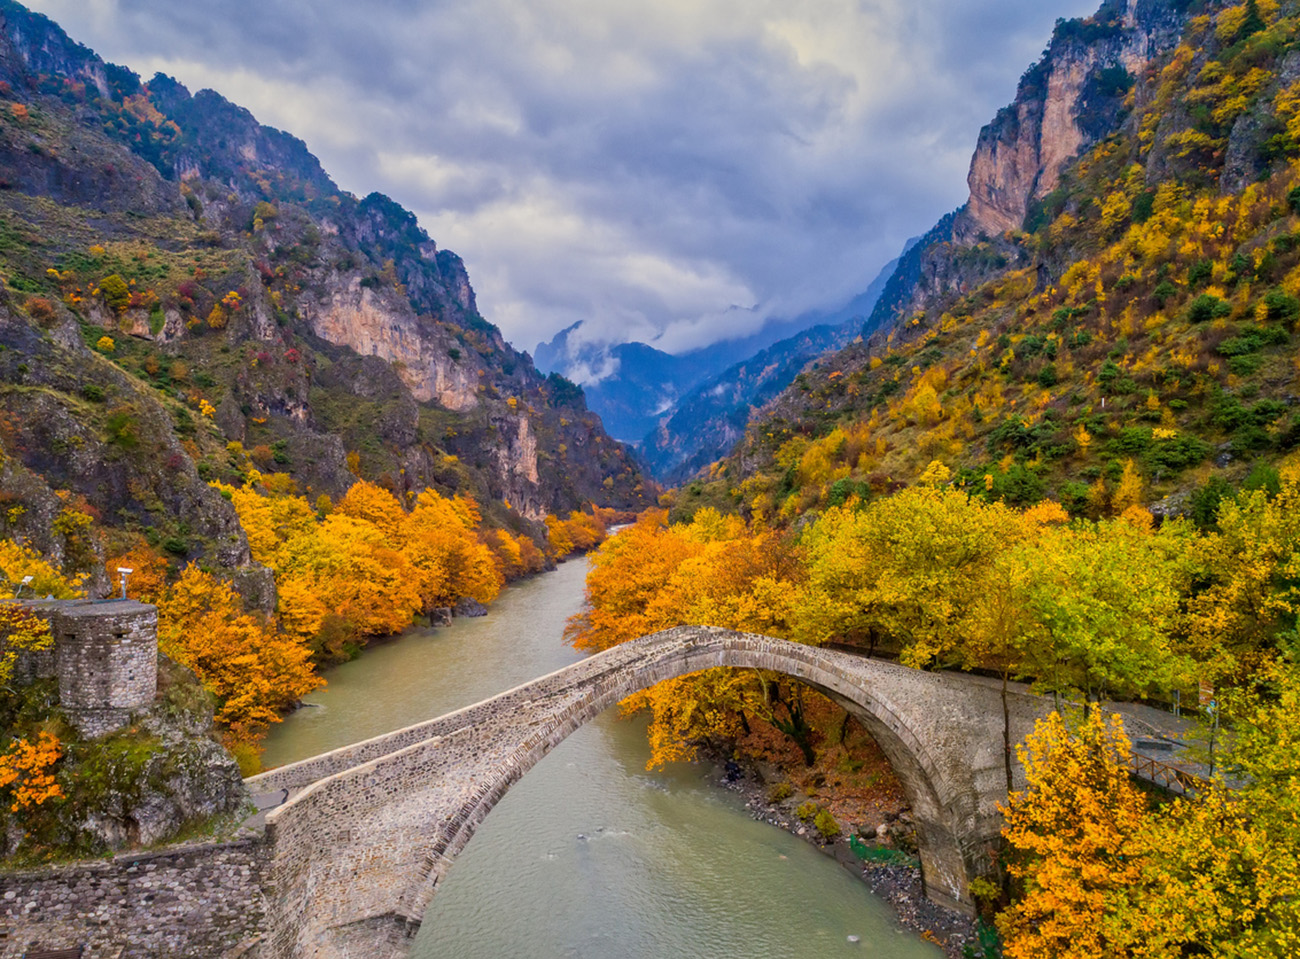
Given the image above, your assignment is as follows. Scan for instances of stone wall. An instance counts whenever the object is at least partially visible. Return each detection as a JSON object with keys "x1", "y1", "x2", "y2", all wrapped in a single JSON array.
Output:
[
  {"x1": 19, "y1": 599, "x2": 158, "y2": 738},
  {"x1": 0, "y1": 838, "x2": 268, "y2": 959}
]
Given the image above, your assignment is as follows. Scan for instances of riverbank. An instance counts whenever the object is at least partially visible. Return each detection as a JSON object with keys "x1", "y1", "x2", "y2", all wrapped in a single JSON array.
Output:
[{"x1": 708, "y1": 752, "x2": 977, "y2": 958}]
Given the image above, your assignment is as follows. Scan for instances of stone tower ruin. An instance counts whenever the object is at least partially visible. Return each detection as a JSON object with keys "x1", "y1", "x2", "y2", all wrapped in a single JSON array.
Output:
[{"x1": 16, "y1": 599, "x2": 158, "y2": 738}]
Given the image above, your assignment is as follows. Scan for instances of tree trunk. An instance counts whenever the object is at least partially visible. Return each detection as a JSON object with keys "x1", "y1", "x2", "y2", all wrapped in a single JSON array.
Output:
[{"x1": 1002, "y1": 669, "x2": 1014, "y2": 794}]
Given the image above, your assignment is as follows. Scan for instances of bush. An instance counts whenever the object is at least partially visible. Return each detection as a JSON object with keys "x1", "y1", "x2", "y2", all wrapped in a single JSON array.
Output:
[
  {"x1": 1147, "y1": 435, "x2": 1212, "y2": 474},
  {"x1": 766, "y1": 781, "x2": 793, "y2": 803},
  {"x1": 814, "y1": 809, "x2": 841, "y2": 839},
  {"x1": 1187, "y1": 293, "x2": 1230, "y2": 324},
  {"x1": 1152, "y1": 280, "x2": 1179, "y2": 307},
  {"x1": 993, "y1": 465, "x2": 1046, "y2": 506},
  {"x1": 24, "y1": 297, "x2": 56, "y2": 324},
  {"x1": 98, "y1": 274, "x2": 130, "y2": 313},
  {"x1": 796, "y1": 800, "x2": 818, "y2": 822},
  {"x1": 1189, "y1": 476, "x2": 1234, "y2": 530},
  {"x1": 1263, "y1": 289, "x2": 1300, "y2": 326}
]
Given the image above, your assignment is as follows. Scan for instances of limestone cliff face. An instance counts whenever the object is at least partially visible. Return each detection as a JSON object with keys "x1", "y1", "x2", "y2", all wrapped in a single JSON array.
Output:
[
  {"x1": 0, "y1": 0, "x2": 650, "y2": 583},
  {"x1": 299, "y1": 281, "x2": 480, "y2": 410},
  {"x1": 495, "y1": 414, "x2": 544, "y2": 519},
  {"x1": 962, "y1": 0, "x2": 1190, "y2": 239}
]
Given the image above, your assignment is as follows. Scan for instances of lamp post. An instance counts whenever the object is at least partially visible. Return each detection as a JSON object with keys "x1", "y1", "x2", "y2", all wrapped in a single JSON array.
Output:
[
  {"x1": 12, "y1": 574, "x2": 33, "y2": 599},
  {"x1": 1207, "y1": 699, "x2": 1219, "y2": 778},
  {"x1": 116, "y1": 567, "x2": 133, "y2": 600}
]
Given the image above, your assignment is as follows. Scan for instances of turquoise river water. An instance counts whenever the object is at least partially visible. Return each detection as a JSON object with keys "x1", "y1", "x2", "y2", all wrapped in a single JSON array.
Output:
[{"x1": 261, "y1": 556, "x2": 941, "y2": 959}]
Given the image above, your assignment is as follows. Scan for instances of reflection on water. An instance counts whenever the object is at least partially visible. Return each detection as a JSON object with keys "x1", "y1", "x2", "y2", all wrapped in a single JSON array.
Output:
[{"x1": 262, "y1": 558, "x2": 940, "y2": 959}]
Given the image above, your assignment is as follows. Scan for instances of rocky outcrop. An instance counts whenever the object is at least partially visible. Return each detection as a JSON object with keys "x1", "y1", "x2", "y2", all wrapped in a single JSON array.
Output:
[
  {"x1": 0, "y1": 0, "x2": 649, "y2": 582},
  {"x1": 1, "y1": 654, "x2": 247, "y2": 859},
  {"x1": 961, "y1": 0, "x2": 1191, "y2": 240},
  {"x1": 298, "y1": 281, "x2": 480, "y2": 410}
]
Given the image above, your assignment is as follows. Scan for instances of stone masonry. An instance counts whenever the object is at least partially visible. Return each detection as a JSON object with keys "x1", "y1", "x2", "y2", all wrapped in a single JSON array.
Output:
[
  {"x1": 0, "y1": 839, "x2": 269, "y2": 959},
  {"x1": 1, "y1": 625, "x2": 1193, "y2": 959},
  {"x1": 16, "y1": 599, "x2": 158, "y2": 738}
]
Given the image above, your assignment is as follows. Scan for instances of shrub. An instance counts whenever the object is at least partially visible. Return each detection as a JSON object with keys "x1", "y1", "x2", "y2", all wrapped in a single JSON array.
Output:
[
  {"x1": 99, "y1": 274, "x2": 130, "y2": 313},
  {"x1": 95, "y1": 335, "x2": 115, "y2": 354},
  {"x1": 1263, "y1": 289, "x2": 1300, "y2": 326},
  {"x1": 766, "y1": 781, "x2": 793, "y2": 803},
  {"x1": 24, "y1": 297, "x2": 56, "y2": 324},
  {"x1": 814, "y1": 809, "x2": 841, "y2": 839},
  {"x1": 1152, "y1": 280, "x2": 1179, "y2": 307},
  {"x1": 1189, "y1": 476, "x2": 1234, "y2": 530},
  {"x1": 796, "y1": 800, "x2": 819, "y2": 822},
  {"x1": 1147, "y1": 435, "x2": 1212, "y2": 474},
  {"x1": 1187, "y1": 293, "x2": 1230, "y2": 324}
]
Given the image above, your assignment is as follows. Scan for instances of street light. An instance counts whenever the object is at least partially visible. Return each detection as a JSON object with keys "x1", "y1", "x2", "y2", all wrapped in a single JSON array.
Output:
[
  {"x1": 116, "y1": 567, "x2": 133, "y2": 600},
  {"x1": 1207, "y1": 699, "x2": 1219, "y2": 778},
  {"x1": 13, "y1": 574, "x2": 33, "y2": 599}
]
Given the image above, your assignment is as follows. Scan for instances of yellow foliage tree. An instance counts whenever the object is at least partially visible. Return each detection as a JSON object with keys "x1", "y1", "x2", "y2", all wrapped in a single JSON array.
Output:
[
  {"x1": 998, "y1": 711, "x2": 1151, "y2": 959},
  {"x1": 0, "y1": 603, "x2": 52, "y2": 685}
]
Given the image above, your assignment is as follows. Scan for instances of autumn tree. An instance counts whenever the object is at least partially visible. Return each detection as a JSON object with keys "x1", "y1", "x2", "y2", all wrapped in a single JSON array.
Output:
[
  {"x1": 1123, "y1": 660, "x2": 1300, "y2": 955},
  {"x1": 156, "y1": 564, "x2": 321, "y2": 749},
  {"x1": 0, "y1": 731, "x2": 63, "y2": 812},
  {"x1": 0, "y1": 603, "x2": 52, "y2": 686},
  {"x1": 998, "y1": 711, "x2": 1151, "y2": 959}
]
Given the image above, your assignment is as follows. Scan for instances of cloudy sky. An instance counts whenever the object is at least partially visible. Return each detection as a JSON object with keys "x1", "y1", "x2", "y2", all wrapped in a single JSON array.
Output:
[{"x1": 27, "y1": 0, "x2": 1097, "y2": 356}]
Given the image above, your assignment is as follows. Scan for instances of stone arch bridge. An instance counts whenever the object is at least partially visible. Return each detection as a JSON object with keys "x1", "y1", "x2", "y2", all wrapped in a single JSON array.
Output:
[{"x1": 245, "y1": 626, "x2": 1059, "y2": 959}]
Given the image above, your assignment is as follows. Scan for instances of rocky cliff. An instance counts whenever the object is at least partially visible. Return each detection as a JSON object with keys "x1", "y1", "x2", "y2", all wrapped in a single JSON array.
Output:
[
  {"x1": 859, "y1": 0, "x2": 1197, "y2": 341},
  {"x1": 962, "y1": 0, "x2": 1192, "y2": 240},
  {"x1": 693, "y1": 0, "x2": 1300, "y2": 523}
]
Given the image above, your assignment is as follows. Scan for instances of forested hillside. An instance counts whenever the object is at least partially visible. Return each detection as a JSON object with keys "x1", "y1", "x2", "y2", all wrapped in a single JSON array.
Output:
[
  {"x1": 0, "y1": 0, "x2": 645, "y2": 597},
  {"x1": 692, "y1": 0, "x2": 1300, "y2": 525}
]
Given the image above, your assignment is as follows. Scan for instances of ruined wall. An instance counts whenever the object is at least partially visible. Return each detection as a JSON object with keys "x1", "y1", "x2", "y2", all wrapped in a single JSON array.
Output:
[{"x1": 0, "y1": 839, "x2": 269, "y2": 959}]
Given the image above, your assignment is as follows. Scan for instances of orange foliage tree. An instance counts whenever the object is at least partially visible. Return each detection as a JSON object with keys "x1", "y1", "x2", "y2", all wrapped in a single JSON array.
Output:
[
  {"x1": 0, "y1": 731, "x2": 63, "y2": 813},
  {"x1": 997, "y1": 711, "x2": 1151, "y2": 959},
  {"x1": 567, "y1": 508, "x2": 804, "y2": 767},
  {"x1": 222, "y1": 478, "x2": 507, "y2": 661},
  {"x1": 156, "y1": 565, "x2": 322, "y2": 745}
]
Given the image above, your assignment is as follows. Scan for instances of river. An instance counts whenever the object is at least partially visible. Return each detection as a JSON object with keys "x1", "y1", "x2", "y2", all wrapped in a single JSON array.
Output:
[{"x1": 262, "y1": 556, "x2": 941, "y2": 959}]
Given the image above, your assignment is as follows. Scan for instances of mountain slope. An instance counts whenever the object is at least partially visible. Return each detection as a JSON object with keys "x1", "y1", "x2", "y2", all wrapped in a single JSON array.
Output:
[
  {"x1": 534, "y1": 257, "x2": 907, "y2": 446},
  {"x1": 0, "y1": 0, "x2": 646, "y2": 592},
  {"x1": 686, "y1": 0, "x2": 1300, "y2": 526}
]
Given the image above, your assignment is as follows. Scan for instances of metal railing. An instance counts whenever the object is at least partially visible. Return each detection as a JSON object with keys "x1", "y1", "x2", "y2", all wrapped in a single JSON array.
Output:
[{"x1": 1128, "y1": 753, "x2": 1207, "y2": 797}]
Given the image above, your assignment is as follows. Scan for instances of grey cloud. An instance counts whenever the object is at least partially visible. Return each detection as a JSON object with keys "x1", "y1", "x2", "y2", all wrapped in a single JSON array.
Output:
[{"x1": 29, "y1": 0, "x2": 1101, "y2": 354}]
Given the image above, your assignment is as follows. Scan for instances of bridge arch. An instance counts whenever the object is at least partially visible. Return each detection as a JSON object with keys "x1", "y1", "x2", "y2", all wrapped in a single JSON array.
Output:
[{"x1": 255, "y1": 627, "x2": 1044, "y2": 959}]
